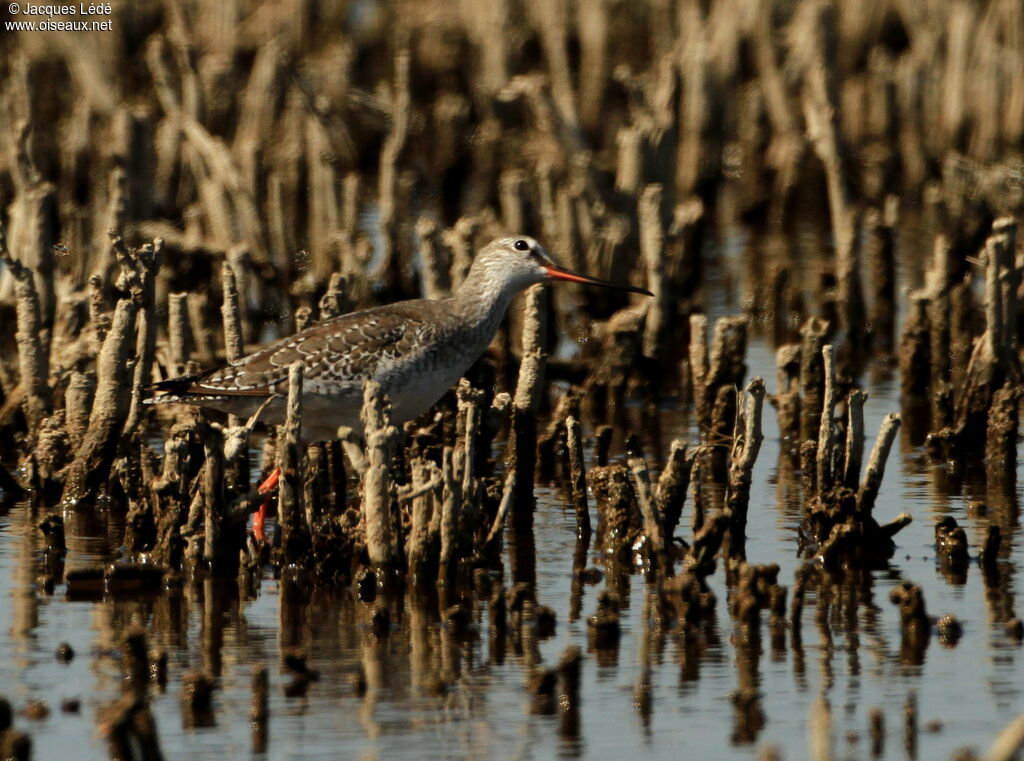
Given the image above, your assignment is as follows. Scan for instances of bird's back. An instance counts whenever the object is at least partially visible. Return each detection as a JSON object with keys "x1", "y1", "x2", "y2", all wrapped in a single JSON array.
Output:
[{"x1": 149, "y1": 297, "x2": 484, "y2": 436}]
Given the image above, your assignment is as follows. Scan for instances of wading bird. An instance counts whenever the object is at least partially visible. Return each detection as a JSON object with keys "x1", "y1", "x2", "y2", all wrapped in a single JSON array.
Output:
[{"x1": 149, "y1": 236, "x2": 652, "y2": 531}]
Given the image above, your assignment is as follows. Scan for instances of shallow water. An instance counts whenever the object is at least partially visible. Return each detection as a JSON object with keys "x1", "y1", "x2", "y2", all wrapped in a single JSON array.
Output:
[{"x1": 2, "y1": 220, "x2": 1022, "y2": 760}]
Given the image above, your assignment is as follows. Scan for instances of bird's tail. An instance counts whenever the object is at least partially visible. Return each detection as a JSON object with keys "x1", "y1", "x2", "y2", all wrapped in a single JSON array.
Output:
[{"x1": 143, "y1": 375, "x2": 204, "y2": 405}]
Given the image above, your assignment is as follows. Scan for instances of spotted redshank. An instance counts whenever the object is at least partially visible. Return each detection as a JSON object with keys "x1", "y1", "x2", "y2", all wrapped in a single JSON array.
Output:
[
  {"x1": 149, "y1": 236, "x2": 651, "y2": 438},
  {"x1": 149, "y1": 236, "x2": 651, "y2": 535}
]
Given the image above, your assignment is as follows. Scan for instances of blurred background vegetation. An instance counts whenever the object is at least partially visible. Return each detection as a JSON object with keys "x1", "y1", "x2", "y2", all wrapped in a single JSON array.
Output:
[{"x1": 1, "y1": 0, "x2": 1022, "y2": 371}]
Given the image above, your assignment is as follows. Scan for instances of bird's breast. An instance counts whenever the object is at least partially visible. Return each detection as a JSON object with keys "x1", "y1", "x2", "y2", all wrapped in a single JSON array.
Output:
[{"x1": 378, "y1": 331, "x2": 488, "y2": 423}]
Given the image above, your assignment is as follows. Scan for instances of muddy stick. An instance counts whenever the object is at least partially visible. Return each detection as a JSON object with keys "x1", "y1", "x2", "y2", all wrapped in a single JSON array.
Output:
[
  {"x1": 707, "y1": 316, "x2": 749, "y2": 395},
  {"x1": 458, "y1": 0, "x2": 509, "y2": 95},
  {"x1": 375, "y1": 47, "x2": 411, "y2": 295},
  {"x1": 123, "y1": 238, "x2": 163, "y2": 440},
  {"x1": 688, "y1": 314, "x2": 709, "y2": 422},
  {"x1": 842, "y1": 389, "x2": 866, "y2": 490},
  {"x1": 510, "y1": 285, "x2": 547, "y2": 525},
  {"x1": 799, "y1": 318, "x2": 828, "y2": 440},
  {"x1": 303, "y1": 446, "x2": 323, "y2": 528},
  {"x1": 361, "y1": 379, "x2": 399, "y2": 568},
  {"x1": 725, "y1": 378, "x2": 766, "y2": 554},
  {"x1": 992, "y1": 218, "x2": 1018, "y2": 354},
  {"x1": 857, "y1": 413, "x2": 901, "y2": 517},
  {"x1": 397, "y1": 467, "x2": 443, "y2": 506},
  {"x1": 656, "y1": 439, "x2": 691, "y2": 539},
  {"x1": 221, "y1": 260, "x2": 244, "y2": 363},
  {"x1": 456, "y1": 380, "x2": 485, "y2": 514},
  {"x1": 639, "y1": 184, "x2": 666, "y2": 359},
  {"x1": 689, "y1": 452, "x2": 705, "y2": 534},
  {"x1": 319, "y1": 273, "x2": 351, "y2": 322},
  {"x1": 439, "y1": 446, "x2": 460, "y2": 579},
  {"x1": 168, "y1": 293, "x2": 191, "y2": 376},
  {"x1": 591, "y1": 425, "x2": 611, "y2": 467},
  {"x1": 8, "y1": 121, "x2": 57, "y2": 346},
  {"x1": 499, "y1": 169, "x2": 527, "y2": 233},
  {"x1": 338, "y1": 173, "x2": 361, "y2": 274},
  {"x1": 899, "y1": 294, "x2": 930, "y2": 401},
  {"x1": 796, "y1": 1, "x2": 863, "y2": 349},
  {"x1": 0, "y1": 223, "x2": 50, "y2": 433},
  {"x1": 986, "y1": 382, "x2": 1018, "y2": 491},
  {"x1": 278, "y1": 362, "x2": 310, "y2": 564},
  {"x1": 407, "y1": 458, "x2": 439, "y2": 580},
  {"x1": 178, "y1": 118, "x2": 273, "y2": 274},
  {"x1": 816, "y1": 346, "x2": 837, "y2": 493},
  {"x1": 416, "y1": 217, "x2": 450, "y2": 300},
  {"x1": 615, "y1": 126, "x2": 643, "y2": 196},
  {"x1": 555, "y1": 186, "x2": 586, "y2": 274},
  {"x1": 294, "y1": 306, "x2": 313, "y2": 334},
  {"x1": 985, "y1": 230, "x2": 1004, "y2": 363},
  {"x1": 675, "y1": 1, "x2": 715, "y2": 199},
  {"x1": 591, "y1": 464, "x2": 640, "y2": 559},
  {"x1": 566, "y1": 415, "x2": 591, "y2": 537},
  {"x1": 483, "y1": 470, "x2": 516, "y2": 550},
  {"x1": 952, "y1": 224, "x2": 1011, "y2": 445},
  {"x1": 186, "y1": 290, "x2": 217, "y2": 366},
  {"x1": 529, "y1": 0, "x2": 578, "y2": 129},
  {"x1": 924, "y1": 235, "x2": 953, "y2": 388},
  {"x1": 445, "y1": 217, "x2": 478, "y2": 291},
  {"x1": 223, "y1": 421, "x2": 250, "y2": 499},
  {"x1": 627, "y1": 454, "x2": 663, "y2": 557},
  {"x1": 865, "y1": 200, "x2": 897, "y2": 351},
  {"x1": 202, "y1": 423, "x2": 226, "y2": 571},
  {"x1": 62, "y1": 291, "x2": 140, "y2": 506},
  {"x1": 536, "y1": 164, "x2": 557, "y2": 244},
  {"x1": 88, "y1": 274, "x2": 110, "y2": 354},
  {"x1": 774, "y1": 344, "x2": 801, "y2": 434}
]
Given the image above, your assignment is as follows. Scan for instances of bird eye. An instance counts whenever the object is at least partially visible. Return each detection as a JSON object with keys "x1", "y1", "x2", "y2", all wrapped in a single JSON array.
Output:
[{"x1": 514, "y1": 239, "x2": 530, "y2": 251}]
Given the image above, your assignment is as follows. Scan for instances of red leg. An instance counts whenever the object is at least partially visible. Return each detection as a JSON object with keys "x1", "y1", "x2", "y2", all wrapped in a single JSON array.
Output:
[
  {"x1": 253, "y1": 467, "x2": 280, "y2": 542},
  {"x1": 257, "y1": 467, "x2": 281, "y2": 496}
]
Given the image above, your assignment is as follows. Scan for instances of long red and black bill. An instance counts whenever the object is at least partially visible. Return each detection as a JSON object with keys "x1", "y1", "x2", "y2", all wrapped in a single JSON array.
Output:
[{"x1": 544, "y1": 263, "x2": 654, "y2": 296}]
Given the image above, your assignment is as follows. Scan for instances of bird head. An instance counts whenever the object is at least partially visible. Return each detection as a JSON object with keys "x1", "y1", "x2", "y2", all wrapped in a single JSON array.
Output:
[{"x1": 476, "y1": 236, "x2": 653, "y2": 296}]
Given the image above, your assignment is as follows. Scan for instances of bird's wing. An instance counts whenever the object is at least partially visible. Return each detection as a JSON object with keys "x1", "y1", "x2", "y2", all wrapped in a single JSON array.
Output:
[{"x1": 160, "y1": 302, "x2": 442, "y2": 400}]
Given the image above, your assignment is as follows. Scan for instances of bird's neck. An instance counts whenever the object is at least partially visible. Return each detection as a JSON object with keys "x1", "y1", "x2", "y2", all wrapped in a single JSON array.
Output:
[{"x1": 450, "y1": 271, "x2": 517, "y2": 335}]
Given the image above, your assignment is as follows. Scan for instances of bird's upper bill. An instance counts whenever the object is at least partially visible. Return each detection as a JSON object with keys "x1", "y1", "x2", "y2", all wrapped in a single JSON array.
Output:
[{"x1": 543, "y1": 262, "x2": 654, "y2": 297}]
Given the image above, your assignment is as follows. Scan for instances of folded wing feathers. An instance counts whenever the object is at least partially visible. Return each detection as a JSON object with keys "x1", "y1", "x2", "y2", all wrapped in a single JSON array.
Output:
[{"x1": 146, "y1": 304, "x2": 440, "y2": 403}]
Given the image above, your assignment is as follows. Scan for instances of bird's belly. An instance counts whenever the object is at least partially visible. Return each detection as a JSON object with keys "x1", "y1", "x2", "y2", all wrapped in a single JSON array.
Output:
[
  {"x1": 297, "y1": 367, "x2": 457, "y2": 438},
  {"x1": 382, "y1": 354, "x2": 473, "y2": 426},
  {"x1": 205, "y1": 392, "x2": 361, "y2": 442},
  {"x1": 386, "y1": 364, "x2": 466, "y2": 424}
]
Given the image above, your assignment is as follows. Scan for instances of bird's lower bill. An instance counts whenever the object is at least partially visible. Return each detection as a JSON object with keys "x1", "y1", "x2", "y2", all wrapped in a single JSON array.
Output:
[{"x1": 543, "y1": 264, "x2": 654, "y2": 296}]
